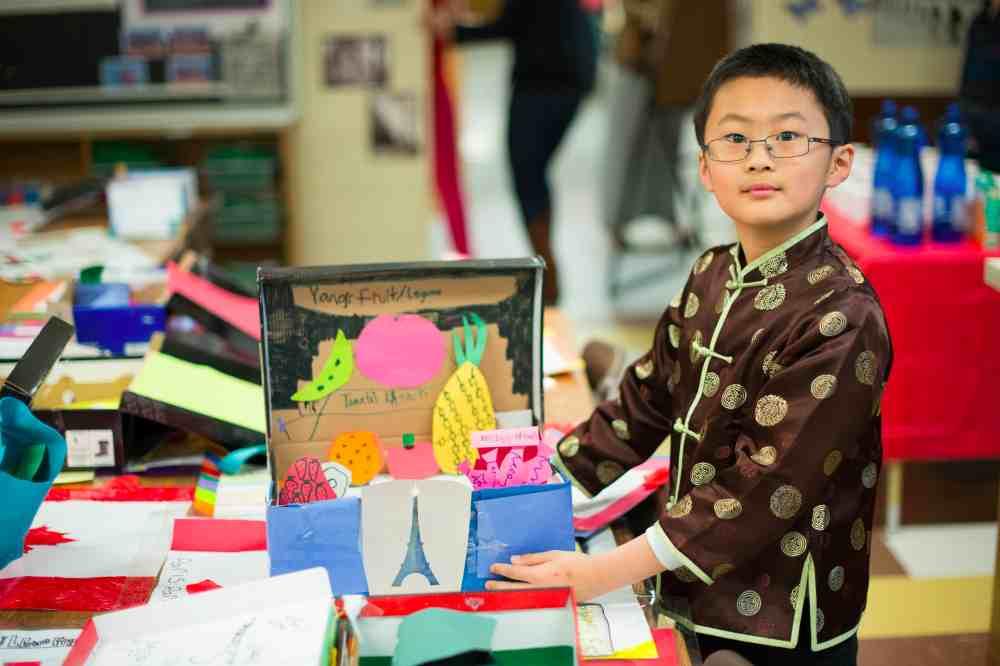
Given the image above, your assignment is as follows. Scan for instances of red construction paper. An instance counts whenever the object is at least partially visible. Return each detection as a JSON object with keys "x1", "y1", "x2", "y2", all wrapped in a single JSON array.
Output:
[
  {"x1": 185, "y1": 579, "x2": 222, "y2": 594},
  {"x1": 0, "y1": 576, "x2": 155, "y2": 612},
  {"x1": 170, "y1": 518, "x2": 267, "y2": 552},
  {"x1": 46, "y1": 475, "x2": 194, "y2": 502},
  {"x1": 167, "y1": 262, "x2": 260, "y2": 340}
]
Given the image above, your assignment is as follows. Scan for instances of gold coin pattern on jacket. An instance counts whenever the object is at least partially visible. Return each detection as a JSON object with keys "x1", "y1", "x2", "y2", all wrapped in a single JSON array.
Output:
[
  {"x1": 808, "y1": 265, "x2": 835, "y2": 285},
  {"x1": 810, "y1": 374, "x2": 838, "y2": 399},
  {"x1": 691, "y1": 462, "x2": 717, "y2": 486},
  {"x1": 737, "y1": 590, "x2": 762, "y2": 617},
  {"x1": 596, "y1": 460, "x2": 625, "y2": 485},
  {"x1": 703, "y1": 372, "x2": 721, "y2": 398},
  {"x1": 855, "y1": 350, "x2": 877, "y2": 385},
  {"x1": 759, "y1": 252, "x2": 789, "y2": 278},
  {"x1": 721, "y1": 384, "x2": 748, "y2": 410},
  {"x1": 558, "y1": 435, "x2": 580, "y2": 458},
  {"x1": 819, "y1": 311, "x2": 848, "y2": 337},
  {"x1": 669, "y1": 493, "x2": 693, "y2": 518},
  {"x1": 685, "y1": 292, "x2": 700, "y2": 319},
  {"x1": 635, "y1": 358, "x2": 654, "y2": 380},
  {"x1": 850, "y1": 518, "x2": 866, "y2": 551},
  {"x1": 755, "y1": 394, "x2": 788, "y2": 426},
  {"x1": 812, "y1": 504, "x2": 831, "y2": 531},
  {"x1": 669, "y1": 324, "x2": 681, "y2": 348},
  {"x1": 828, "y1": 565, "x2": 845, "y2": 592},
  {"x1": 814, "y1": 289, "x2": 837, "y2": 305},
  {"x1": 612, "y1": 419, "x2": 631, "y2": 441},
  {"x1": 780, "y1": 531, "x2": 808, "y2": 557},
  {"x1": 754, "y1": 283, "x2": 787, "y2": 311},
  {"x1": 847, "y1": 265, "x2": 865, "y2": 284},
  {"x1": 694, "y1": 251, "x2": 714, "y2": 274},
  {"x1": 824, "y1": 450, "x2": 843, "y2": 476},
  {"x1": 861, "y1": 462, "x2": 878, "y2": 489},
  {"x1": 751, "y1": 445, "x2": 778, "y2": 466},
  {"x1": 770, "y1": 485, "x2": 803, "y2": 519},
  {"x1": 714, "y1": 498, "x2": 743, "y2": 519}
]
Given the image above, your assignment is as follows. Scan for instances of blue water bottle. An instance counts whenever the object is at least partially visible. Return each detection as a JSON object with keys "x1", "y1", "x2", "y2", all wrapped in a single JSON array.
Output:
[
  {"x1": 890, "y1": 106, "x2": 925, "y2": 245},
  {"x1": 870, "y1": 100, "x2": 898, "y2": 236},
  {"x1": 931, "y1": 103, "x2": 968, "y2": 243}
]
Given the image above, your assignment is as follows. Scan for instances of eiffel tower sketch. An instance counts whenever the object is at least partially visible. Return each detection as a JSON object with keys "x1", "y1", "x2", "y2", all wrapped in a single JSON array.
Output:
[{"x1": 392, "y1": 492, "x2": 439, "y2": 587}]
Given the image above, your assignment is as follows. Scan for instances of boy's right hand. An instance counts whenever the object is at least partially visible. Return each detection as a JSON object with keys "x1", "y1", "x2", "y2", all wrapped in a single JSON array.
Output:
[{"x1": 486, "y1": 550, "x2": 606, "y2": 602}]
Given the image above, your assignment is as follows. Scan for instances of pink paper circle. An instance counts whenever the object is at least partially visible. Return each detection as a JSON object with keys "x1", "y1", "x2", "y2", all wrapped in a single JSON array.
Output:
[{"x1": 355, "y1": 314, "x2": 447, "y2": 388}]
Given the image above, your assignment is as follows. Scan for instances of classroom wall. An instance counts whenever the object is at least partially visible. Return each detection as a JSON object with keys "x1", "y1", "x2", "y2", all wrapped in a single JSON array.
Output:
[
  {"x1": 287, "y1": 0, "x2": 432, "y2": 267},
  {"x1": 744, "y1": 2, "x2": 965, "y2": 96}
]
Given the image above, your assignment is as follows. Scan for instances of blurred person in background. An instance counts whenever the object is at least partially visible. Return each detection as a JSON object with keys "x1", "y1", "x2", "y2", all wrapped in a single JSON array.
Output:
[
  {"x1": 427, "y1": 0, "x2": 599, "y2": 305},
  {"x1": 960, "y1": 0, "x2": 1000, "y2": 173},
  {"x1": 606, "y1": 1, "x2": 731, "y2": 253}
]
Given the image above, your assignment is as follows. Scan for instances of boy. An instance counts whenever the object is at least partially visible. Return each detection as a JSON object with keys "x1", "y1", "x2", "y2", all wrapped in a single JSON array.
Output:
[{"x1": 485, "y1": 44, "x2": 891, "y2": 665}]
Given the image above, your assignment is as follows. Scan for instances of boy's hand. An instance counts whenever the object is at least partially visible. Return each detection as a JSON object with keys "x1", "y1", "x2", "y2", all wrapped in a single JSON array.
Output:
[{"x1": 486, "y1": 551, "x2": 605, "y2": 602}]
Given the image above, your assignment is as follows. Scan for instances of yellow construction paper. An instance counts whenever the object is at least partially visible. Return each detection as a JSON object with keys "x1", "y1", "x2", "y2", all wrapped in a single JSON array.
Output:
[
  {"x1": 54, "y1": 470, "x2": 96, "y2": 485},
  {"x1": 129, "y1": 351, "x2": 266, "y2": 433}
]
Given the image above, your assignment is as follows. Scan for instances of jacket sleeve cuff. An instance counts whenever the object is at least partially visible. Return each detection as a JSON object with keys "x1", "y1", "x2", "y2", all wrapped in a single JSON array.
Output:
[{"x1": 645, "y1": 522, "x2": 713, "y2": 585}]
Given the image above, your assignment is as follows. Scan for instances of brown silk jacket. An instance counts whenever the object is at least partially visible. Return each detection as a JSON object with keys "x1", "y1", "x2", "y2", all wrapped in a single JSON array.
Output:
[{"x1": 555, "y1": 217, "x2": 892, "y2": 650}]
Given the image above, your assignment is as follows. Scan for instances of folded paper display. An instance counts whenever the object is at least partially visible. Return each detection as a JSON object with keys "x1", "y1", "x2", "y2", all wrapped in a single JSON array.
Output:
[
  {"x1": 264, "y1": 479, "x2": 574, "y2": 597},
  {"x1": 356, "y1": 588, "x2": 579, "y2": 664},
  {"x1": 267, "y1": 496, "x2": 368, "y2": 595},
  {"x1": 472, "y1": 482, "x2": 575, "y2": 582},
  {"x1": 63, "y1": 568, "x2": 333, "y2": 666}
]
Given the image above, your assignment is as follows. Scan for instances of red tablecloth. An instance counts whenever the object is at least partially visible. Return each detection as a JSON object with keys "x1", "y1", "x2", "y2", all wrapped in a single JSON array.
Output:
[{"x1": 824, "y1": 202, "x2": 1000, "y2": 461}]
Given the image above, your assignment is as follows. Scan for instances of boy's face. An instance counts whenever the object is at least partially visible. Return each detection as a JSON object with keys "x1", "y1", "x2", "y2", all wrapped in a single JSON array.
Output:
[{"x1": 698, "y1": 76, "x2": 853, "y2": 235}]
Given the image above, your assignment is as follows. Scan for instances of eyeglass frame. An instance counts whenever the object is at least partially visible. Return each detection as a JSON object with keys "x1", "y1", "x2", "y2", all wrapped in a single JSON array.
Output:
[{"x1": 700, "y1": 132, "x2": 843, "y2": 163}]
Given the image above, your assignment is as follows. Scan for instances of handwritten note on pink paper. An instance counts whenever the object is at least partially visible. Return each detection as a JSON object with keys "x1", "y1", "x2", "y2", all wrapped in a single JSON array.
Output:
[
  {"x1": 354, "y1": 315, "x2": 446, "y2": 388},
  {"x1": 385, "y1": 442, "x2": 440, "y2": 480},
  {"x1": 460, "y1": 428, "x2": 553, "y2": 490},
  {"x1": 166, "y1": 262, "x2": 260, "y2": 340},
  {"x1": 471, "y1": 427, "x2": 540, "y2": 449}
]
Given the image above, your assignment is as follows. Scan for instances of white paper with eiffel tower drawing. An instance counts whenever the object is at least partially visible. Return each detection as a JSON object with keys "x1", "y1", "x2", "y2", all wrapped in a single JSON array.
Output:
[{"x1": 361, "y1": 479, "x2": 471, "y2": 595}]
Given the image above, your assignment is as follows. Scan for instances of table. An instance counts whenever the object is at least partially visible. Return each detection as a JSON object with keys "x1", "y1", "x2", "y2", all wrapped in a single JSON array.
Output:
[
  {"x1": 826, "y1": 203, "x2": 1000, "y2": 532},
  {"x1": 0, "y1": 308, "x2": 693, "y2": 664}
]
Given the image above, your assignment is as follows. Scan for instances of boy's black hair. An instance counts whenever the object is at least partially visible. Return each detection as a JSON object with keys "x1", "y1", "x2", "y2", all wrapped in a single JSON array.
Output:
[{"x1": 693, "y1": 43, "x2": 853, "y2": 147}]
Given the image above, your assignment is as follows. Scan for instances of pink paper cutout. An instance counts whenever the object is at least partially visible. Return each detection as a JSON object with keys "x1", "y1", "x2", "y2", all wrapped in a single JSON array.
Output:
[
  {"x1": 385, "y1": 442, "x2": 440, "y2": 480},
  {"x1": 354, "y1": 315, "x2": 446, "y2": 388},
  {"x1": 459, "y1": 443, "x2": 554, "y2": 490},
  {"x1": 166, "y1": 262, "x2": 260, "y2": 341}
]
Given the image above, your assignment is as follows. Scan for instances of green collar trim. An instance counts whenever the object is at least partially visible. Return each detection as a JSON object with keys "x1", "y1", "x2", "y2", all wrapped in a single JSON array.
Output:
[{"x1": 737, "y1": 216, "x2": 828, "y2": 278}]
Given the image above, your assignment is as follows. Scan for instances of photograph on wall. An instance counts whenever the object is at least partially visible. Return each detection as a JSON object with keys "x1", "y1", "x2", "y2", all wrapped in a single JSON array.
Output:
[
  {"x1": 371, "y1": 91, "x2": 420, "y2": 156},
  {"x1": 323, "y1": 34, "x2": 389, "y2": 88}
]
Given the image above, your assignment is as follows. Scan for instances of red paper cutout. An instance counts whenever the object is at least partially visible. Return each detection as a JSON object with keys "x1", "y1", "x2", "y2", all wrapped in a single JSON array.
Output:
[
  {"x1": 278, "y1": 456, "x2": 336, "y2": 505},
  {"x1": 46, "y1": 475, "x2": 194, "y2": 502},
  {"x1": 23, "y1": 526, "x2": 76, "y2": 553},
  {"x1": 0, "y1": 576, "x2": 155, "y2": 612},
  {"x1": 186, "y1": 579, "x2": 222, "y2": 594}
]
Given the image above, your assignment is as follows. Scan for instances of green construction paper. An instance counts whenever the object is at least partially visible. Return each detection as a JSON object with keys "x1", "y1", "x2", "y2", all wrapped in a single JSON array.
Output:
[
  {"x1": 393, "y1": 608, "x2": 496, "y2": 666},
  {"x1": 11, "y1": 443, "x2": 46, "y2": 481},
  {"x1": 128, "y1": 351, "x2": 266, "y2": 433},
  {"x1": 80, "y1": 265, "x2": 104, "y2": 284}
]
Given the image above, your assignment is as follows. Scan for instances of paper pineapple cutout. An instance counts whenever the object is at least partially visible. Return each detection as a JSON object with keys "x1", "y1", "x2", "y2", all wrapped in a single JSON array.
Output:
[
  {"x1": 432, "y1": 313, "x2": 496, "y2": 474},
  {"x1": 329, "y1": 431, "x2": 384, "y2": 486},
  {"x1": 291, "y1": 330, "x2": 354, "y2": 403}
]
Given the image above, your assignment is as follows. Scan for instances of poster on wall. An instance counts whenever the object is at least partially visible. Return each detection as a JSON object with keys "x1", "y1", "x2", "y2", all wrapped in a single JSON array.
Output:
[
  {"x1": 371, "y1": 91, "x2": 420, "y2": 155},
  {"x1": 324, "y1": 34, "x2": 389, "y2": 88},
  {"x1": 872, "y1": 0, "x2": 982, "y2": 47}
]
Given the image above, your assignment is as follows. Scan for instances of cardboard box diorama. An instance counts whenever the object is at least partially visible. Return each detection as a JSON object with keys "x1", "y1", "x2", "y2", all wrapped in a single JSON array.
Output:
[{"x1": 258, "y1": 259, "x2": 575, "y2": 597}]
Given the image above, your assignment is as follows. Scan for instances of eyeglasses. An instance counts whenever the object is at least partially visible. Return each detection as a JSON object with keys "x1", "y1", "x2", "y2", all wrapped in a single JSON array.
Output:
[{"x1": 702, "y1": 131, "x2": 841, "y2": 163}]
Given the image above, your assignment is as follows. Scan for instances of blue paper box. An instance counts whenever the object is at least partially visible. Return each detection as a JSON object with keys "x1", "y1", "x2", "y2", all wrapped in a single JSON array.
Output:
[{"x1": 73, "y1": 283, "x2": 166, "y2": 356}]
